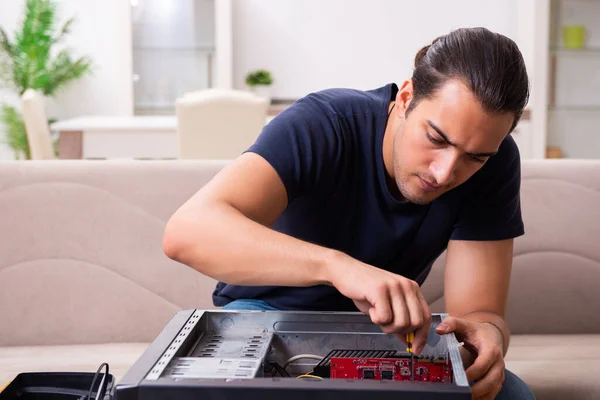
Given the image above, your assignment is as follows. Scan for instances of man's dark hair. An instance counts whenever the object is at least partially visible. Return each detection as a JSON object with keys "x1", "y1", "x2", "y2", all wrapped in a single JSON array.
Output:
[{"x1": 406, "y1": 27, "x2": 530, "y2": 133}]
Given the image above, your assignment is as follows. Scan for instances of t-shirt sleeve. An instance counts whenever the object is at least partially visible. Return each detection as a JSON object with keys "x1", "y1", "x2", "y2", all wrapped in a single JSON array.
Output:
[
  {"x1": 450, "y1": 136, "x2": 525, "y2": 241},
  {"x1": 244, "y1": 97, "x2": 341, "y2": 203}
]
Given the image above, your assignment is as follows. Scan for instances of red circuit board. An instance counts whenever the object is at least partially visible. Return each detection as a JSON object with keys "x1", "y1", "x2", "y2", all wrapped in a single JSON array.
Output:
[{"x1": 329, "y1": 357, "x2": 453, "y2": 383}]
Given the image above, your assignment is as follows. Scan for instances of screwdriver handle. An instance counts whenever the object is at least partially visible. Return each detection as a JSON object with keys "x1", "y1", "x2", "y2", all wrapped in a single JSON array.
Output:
[{"x1": 405, "y1": 332, "x2": 415, "y2": 353}]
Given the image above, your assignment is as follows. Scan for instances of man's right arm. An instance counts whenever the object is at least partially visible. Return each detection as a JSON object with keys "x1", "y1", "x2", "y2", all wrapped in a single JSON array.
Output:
[
  {"x1": 163, "y1": 152, "x2": 432, "y2": 354},
  {"x1": 163, "y1": 152, "x2": 335, "y2": 287}
]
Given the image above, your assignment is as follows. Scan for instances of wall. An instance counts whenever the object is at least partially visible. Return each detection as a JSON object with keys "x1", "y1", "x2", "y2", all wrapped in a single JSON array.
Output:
[
  {"x1": 232, "y1": 0, "x2": 520, "y2": 100},
  {"x1": 215, "y1": 0, "x2": 232, "y2": 89},
  {"x1": 0, "y1": 0, "x2": 133, "y2": 159}
]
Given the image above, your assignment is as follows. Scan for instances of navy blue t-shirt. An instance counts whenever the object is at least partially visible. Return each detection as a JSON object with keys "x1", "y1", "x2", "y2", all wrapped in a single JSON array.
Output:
[{"x1": 212, "y1": 83, "x2": 524, "y2": 311}]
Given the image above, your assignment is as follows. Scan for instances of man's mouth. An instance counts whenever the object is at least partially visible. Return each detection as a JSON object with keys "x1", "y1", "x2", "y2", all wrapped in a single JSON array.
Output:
[{"x1": 418, "y1": 176, "x2": 440, "y2": 192}]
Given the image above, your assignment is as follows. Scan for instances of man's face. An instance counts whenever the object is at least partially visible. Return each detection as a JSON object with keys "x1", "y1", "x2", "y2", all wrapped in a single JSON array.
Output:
[{"x1": 392, "y1": 79, "x2": 515, "y2": 205}]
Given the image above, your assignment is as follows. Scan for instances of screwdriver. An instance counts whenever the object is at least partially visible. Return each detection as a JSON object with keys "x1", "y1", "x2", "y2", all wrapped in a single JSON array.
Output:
[
  {"x1": 406, "y1": 332, "x2": 415, "y2": 382},
  {"x1": 405, "y1": 332, "x2": 415, "y2": 353}
]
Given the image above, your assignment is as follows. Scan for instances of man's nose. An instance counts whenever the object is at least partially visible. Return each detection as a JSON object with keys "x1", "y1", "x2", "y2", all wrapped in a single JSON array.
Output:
[{"x1": 430, "y1": 151, "x2": 460, "y2": 186}]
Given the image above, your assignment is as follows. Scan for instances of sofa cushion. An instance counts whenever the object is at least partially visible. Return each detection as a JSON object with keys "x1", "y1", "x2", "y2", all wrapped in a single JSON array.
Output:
[
  {"x1": 505, "y1": 334, "x2": 600, "y2": 400},
  {"x1": 0, "y1": 160, "x2": 224, "y2": 346}
]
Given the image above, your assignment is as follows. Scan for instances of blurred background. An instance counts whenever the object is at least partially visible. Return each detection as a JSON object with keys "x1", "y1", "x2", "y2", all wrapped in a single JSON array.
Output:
[{"x1": 0, "y1": 0, "x2": 596, "y2": 161}]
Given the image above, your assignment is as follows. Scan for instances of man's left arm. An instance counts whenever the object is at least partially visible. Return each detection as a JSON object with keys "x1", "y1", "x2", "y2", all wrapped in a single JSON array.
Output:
[
  {"x1": 434, "y1": 137, "x2": 522, "y2": 398},
  {"x1": 443, "y1": 238, "x2": 513, "y2": 354},
  {"x1": 434, "y1": 238, "x2": 514, "y2": 399}
]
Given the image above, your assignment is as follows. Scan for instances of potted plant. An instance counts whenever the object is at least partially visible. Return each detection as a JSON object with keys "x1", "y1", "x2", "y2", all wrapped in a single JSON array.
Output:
[
  {"x1": 245, "y1": 69, "x2": 273, "y2": 103},
  {"x1": 0, "y1": 0, "x2": 93, "y2": 159}
]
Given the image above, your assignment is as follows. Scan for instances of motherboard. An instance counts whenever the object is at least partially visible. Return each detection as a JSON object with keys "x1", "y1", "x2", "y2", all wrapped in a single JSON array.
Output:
[{"x1": 312, "y1": 349, "x2": 453, "y2": 382}]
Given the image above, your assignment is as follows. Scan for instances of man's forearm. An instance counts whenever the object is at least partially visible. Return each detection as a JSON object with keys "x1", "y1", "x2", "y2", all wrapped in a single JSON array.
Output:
[
  {"x1": 163, "y1": 201, "x2": 338, "y2": 287},
  {"x1": 460, "y1": 310, "x2": 510, "y2": 355}
]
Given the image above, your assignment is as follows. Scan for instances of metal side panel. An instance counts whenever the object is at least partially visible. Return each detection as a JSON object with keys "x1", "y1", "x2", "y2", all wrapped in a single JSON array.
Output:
[
  {"x1": 144, "y1": 310, "x2": 205, "y2": 380},
  {"x1": 440, "y1": 313, "x2": 469, "y2": 388},
  {"x1": 114, "y1": 309, "x2": 202, "y2": 400}
]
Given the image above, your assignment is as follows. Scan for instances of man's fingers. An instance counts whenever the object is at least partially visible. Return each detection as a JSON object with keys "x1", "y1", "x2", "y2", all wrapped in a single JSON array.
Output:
[
  {"x1": 469, "y1": 360, "x2": 505, "y2": 400},
  {"x1": 379, "y1": 292, "x2": 408, "y2": 334},
  {"x1": 465, "y1": 348, "x2": 497, "y2": 384},
  {"x1": 367, "y1": 290, "x2": 393, "y2": 326},
  {"x1": 435, "y1": 315, "x2": 474, "y2": 335},
  {"x1": 404, "y1": 282, "x2": 424, "y2": 328},
  {"x1": 362, "y1": 279, "x2": 431, "y2": 342},
  {"x1": 388, "y1": 289, "x2": 409, "y2": 331},
  {"x1": 353, "y1": 299, "x2": 372, "y2": 316}
]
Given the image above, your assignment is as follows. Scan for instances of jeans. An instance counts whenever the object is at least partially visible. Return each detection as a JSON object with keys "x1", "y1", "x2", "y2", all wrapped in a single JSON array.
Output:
[
  {"x1": 222, "y1": 299, "x2": 279, "y2": 311},
  {"x1": 223, "y1": 299, "x2": 536, "y2": 399},
  {"x1": 495, "y1": 369, "x2": 536, "y2": 400}
]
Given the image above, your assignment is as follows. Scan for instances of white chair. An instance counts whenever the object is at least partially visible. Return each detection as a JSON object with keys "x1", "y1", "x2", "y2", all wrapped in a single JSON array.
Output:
[
  {"x1": 175, "y1": 88, "x2": 269, "y2": 159},
  {"x1": 21, "y1": 89, "x2": 55, "y2": 160}
]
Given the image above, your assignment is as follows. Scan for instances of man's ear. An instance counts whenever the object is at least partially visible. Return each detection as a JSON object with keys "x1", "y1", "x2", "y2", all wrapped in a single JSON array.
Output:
[{"x1": 396, "y1": 80, "x2": 414, "y2": 118}]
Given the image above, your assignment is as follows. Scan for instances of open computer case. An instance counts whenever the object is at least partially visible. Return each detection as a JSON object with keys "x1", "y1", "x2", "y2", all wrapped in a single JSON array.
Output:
[{"x1": 112, "y1": 309, "x2": 471, "y2": 400}]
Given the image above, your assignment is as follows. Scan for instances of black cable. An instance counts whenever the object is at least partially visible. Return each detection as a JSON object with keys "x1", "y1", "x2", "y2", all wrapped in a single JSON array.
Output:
[
  {"x1": 277, "y1": 364, "x2": 291, "y2": 378},
  {"x1": 86, "y1": 362, "x2": 109, "y2": 400},
  {"x1": 266, "y1": 362, "x2": 290, "y2": 378}
]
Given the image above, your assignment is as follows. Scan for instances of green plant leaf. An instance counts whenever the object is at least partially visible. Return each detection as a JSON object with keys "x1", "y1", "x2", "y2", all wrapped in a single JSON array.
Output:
[
  {"x1": 245, "y1": 69, "x2": 273, "y2": 86},
  {"x1": 0, "y1": 27, "x2": 15, "y2": 57},
  {"x1": 0, "y1": 27, "x2": 16, "y2": 87},
  {"x1": 43, "y1": 51, "x2": 92, "y2": 95},
  {"x1": 0, "y1": 105, "x2": 29, "y2": 159},
  {"x1": 0, "y1": 0, "x2": 92, "y2": 157},
  {"x1": 9, "y1": 0, "x2": 59, "y2": 93},
  {"x1": 54, "y1": 17, "x2": 73, "y2": 43},
  {"x1": 0, "y1": 52, "x2": 12, "y2": 87}
]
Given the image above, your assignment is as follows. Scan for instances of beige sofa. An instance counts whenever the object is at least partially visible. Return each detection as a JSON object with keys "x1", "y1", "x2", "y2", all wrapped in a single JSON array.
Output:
[{"x1": 1, "y1": 159, "x2": 599, "y2": 399}]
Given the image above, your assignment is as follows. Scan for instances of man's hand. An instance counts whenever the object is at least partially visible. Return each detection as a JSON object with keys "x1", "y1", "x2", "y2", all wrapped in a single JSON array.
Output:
[
  {"x1": 435, "y1": 316, "x2": 505, "y2": 400},
  {"x1": 327, "y1": 252, "x2": 432, "y2": 354}
]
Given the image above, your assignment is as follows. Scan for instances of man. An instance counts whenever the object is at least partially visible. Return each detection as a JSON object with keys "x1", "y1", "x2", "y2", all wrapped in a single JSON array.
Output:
[{"x1": 163, "y1": 27, "x2": 535, "y2": 399}]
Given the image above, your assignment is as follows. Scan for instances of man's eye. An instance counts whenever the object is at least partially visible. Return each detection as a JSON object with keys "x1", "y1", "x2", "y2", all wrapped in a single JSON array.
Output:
[
  {"x1": 470, "y1": 155, "x2": 487, "y2": 164},
  {"x1": 426, "y1": 133, "x2": 444, "y2": 145}
]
